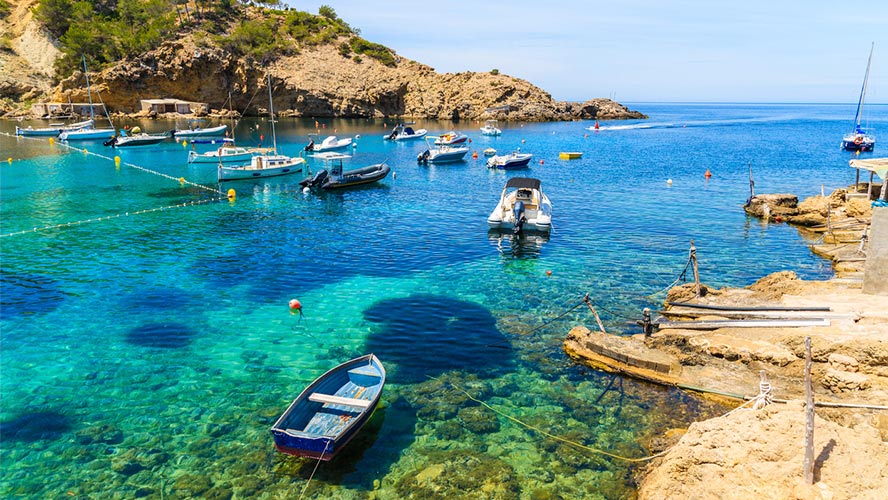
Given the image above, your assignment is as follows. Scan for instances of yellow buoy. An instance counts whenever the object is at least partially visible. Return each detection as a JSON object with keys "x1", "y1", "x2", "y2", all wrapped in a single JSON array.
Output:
[
  {"x1": 183, "y1": 140, "x2": 188, "y2": 148},
  {"x1": 179, "y1": 177, "x2": 185, "y2": 185},
  {"x1": 7, "y1": 157, "x2": 12, "y2": 164},
  {"x1": 227, "y1": 189, "x2": 236, "y2": 201},
  {"x1": 49, "y1": 138, "x2": 54, "y2": 145},
  {"x1": 114, "y1": 156, "x2": 121, "y2": 165}
]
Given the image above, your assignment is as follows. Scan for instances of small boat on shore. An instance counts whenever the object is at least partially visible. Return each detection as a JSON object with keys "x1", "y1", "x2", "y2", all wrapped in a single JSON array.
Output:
[
  {"x1": 384, "y1": 123, "x2": 427, "y2": 141},
  {"x1": 434, "y1": 131, "x2": 468, "y2": 145},
  {"x1": 487, "y1": 150, "x2": 533, "y2": 169},
  {"x1": 841, "y1": 43, "x2": 876, "y2": 152},
  {"x1": 270, "y1": 354, "x2": 385, "y2": 460},
  {"x1": 488, "y1": 177, "x2": 552, "y2": 234},
  {"x1": 171, "y1": 124, "x2": 229, "y2": 139},
  {"x1": 306, "y1": 135, "x2": 353, "y2": 152},
  {"x1": 301, "y1": 152, "x2": 390, "y2": 190},
  {"x1": 480, "y1": 120, "x2": 502, "y2": 136},
  {"x1": 16, "y1": 119, "x2": 94, "y2": 137}
]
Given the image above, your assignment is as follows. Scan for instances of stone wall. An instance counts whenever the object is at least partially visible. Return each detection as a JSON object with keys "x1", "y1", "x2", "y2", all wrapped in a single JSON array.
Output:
[{"x1": 863, "y1": 207, "x2": 888, "y2": 295}]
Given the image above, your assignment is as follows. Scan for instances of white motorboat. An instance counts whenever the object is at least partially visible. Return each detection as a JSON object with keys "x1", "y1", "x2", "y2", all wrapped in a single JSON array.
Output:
[
  {"x1": 217, "y1": 73, "x2": 306, "y2": 181},
  {"x1": 188, "y1": 141, "x2": 270, "y2": 164},
  {"x1": 172, "y1": 124, "x2": 229, "y2": 138},
  {"x1": 434, "y1": 131, "x2": 468, "y2": 145},
  {"x1": 487, "y1": 177, "x2": 552, "y2": 234},
  {"x1": 417, "y1": 144, "x2": 470, "y2": 164},
  {"x1": 104, "y1": 127, "x2": 171, "y2": 147},
  {"x1": 486, "y1": 151, "x2": 533, "y2": 169},
  {"x1": 480, "y1": 120, "x2": 502, "y2": 136},
  {"x1": 306, "y1": 135, "x2": 353, "y2": 152},
  {"x1": 384, "y1": 123, "x2": 428, "y2": 141}
]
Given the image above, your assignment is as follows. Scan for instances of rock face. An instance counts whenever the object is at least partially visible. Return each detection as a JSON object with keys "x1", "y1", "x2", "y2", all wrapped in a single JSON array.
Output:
[
  {"x1": 3, "y1": 8, "x2": 646, "y2": 122},
  {"x1": 637, "y1": 401, "x2": 888, "y2": 499},
  {"x1": 0, "y1": 0, "x2": 59, "y2": 103}
]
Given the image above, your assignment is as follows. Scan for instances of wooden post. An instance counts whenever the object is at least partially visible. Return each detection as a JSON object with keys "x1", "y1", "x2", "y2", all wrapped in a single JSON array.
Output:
[
  {"x1": 855, "y1": 167, "x2": 860, "y2": 192},
  {"x1": 868, "y1": 171, "x2": 874, "y2": 199},
  {"x1": 803, "y1": 337, "x2": 815, "y2": 485},
  {"x1": 690, "y1": 240, "x2": 701, "y2": 298},
  {"x1": 583, "y1": 294, "x2": 607, "y2": 334},
  {"x1": 746, "y1": 161, "x2": 755, "y2": 205}
]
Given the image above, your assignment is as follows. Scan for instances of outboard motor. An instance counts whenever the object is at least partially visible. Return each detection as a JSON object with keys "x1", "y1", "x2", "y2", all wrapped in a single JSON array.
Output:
[
  {"x1": 103, "y1": 136, "x2": 117, "y2": 147},
  {"x1": 299, "y1": 169, "x2": 328, "y2": 188},
  {"x1": 512, "y1": 200, "x2": 527, "y2": 235},
  {"x1": 417, "y1": 150, "x2": 430, "y2": 163},
  {"x1": 304, "y1": 139, "x2": 314, "y2": 152}
]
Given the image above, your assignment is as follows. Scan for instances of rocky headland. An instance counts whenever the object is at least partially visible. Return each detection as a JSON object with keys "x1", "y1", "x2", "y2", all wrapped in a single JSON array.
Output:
[{"x1": 0, "y1": 1, "x2": 645, "y2": 122}]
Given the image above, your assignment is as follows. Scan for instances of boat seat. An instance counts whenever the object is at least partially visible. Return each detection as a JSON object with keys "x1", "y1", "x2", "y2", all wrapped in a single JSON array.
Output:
[
  {"x1": 308, "y1": 393, "x2": 372, "y2": 409},
  {"x1": 348, "y1": 366, "x2": 382, "y2": 386}
]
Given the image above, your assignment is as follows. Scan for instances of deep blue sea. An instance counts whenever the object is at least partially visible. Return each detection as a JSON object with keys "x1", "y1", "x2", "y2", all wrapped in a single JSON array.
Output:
[{"x1": 2, "y1": 103, "x2": 886, "y2": 498}]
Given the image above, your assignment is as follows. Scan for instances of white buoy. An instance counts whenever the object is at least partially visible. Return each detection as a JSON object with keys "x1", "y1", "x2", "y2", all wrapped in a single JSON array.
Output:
[
  {"x1": 666, "y1": 179, "x2": 673, "y2": 186},
  {"x1": 302, "y1": 186, "x2": 310, "y2": 194},
  {"x1": 355, "y1": 134, "x2": 361, "y2": 139},
  {"x1": 392, "y1": 171, "x2": 397, "y2": 179}
]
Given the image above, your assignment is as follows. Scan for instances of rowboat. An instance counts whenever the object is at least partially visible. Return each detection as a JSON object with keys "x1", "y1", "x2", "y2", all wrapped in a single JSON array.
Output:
[{"x1": 270, "y1": 354, "x2": 385, "y2": 460}]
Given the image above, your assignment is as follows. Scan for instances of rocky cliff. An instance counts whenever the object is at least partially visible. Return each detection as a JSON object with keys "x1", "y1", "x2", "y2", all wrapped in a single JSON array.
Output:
[{"x1": 1, "y1": 2, "x2": 645, "y2": 122}]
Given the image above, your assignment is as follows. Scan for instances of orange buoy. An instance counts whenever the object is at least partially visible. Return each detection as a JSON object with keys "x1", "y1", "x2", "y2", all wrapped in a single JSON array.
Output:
[
  {"x1": 775, "y1": 216, "x2": 783, "y2": 222},
  {"x1": 472, "y1": 151, "x2": 478, "y2": 159},
  {"x1": 539, "y1": 159, "x2": 544, "y2": 165},
  {"x1": 704, "y1": 169, "x2": 712, "y2": 179},
  {"x1": 546, "y1": 270, "x2": 552, "y2": 276},
  {"x1": 289, "y1": 298, "x2": 302, "y2": 310}
]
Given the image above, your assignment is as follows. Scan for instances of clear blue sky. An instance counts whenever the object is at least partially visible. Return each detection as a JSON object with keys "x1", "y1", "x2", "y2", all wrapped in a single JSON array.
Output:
[{"x1": 285, "y1": 1, "x2": 887, "y2": 103}]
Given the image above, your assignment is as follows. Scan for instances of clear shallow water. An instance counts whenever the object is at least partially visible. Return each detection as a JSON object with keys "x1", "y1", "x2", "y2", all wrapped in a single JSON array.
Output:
[{"x1": 2, "y1": 103, "x2": 885, "y2": 498}]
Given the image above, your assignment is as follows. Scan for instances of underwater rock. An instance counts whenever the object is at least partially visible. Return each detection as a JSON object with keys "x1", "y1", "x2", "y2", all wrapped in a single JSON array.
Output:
[
  {"x1": 457, "y1": 406, "x2": 500, "y2": 434},
  {"x1": 0, "y1": 410, "x2": 72, "y2": 443},
  {"x1": 126, "y1": 322, "x2": 196, "y2": 349},
  {"x1": 174, "y1": 473, "x2": 214, "y2": 497},
  {"x1": 393, "y1": 449, "x2": 520, "y2": 499},
  {"x1": 75, "y1": 424, "x2": 124, "y2": 445}
]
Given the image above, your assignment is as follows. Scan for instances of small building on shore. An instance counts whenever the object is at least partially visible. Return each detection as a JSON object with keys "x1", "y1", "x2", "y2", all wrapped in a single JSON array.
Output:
[
  {"x1": 139, "y1": 98, "x2": 208, "y2": 115},
  {"x1": 31, "y1": 102, "x2": 101, "y2": 118}
]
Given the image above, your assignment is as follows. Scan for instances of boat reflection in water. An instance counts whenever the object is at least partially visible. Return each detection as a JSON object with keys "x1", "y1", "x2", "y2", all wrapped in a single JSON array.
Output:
[{"x1": 488, "y1": 229, "x2": 550, "y2": 257}]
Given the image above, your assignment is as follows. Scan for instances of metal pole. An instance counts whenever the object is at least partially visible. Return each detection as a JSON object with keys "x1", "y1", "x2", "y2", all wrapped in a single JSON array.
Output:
[
  {"x1": 690, "y1": 240, "x2": 700, "y2": 298},
  {"x1": 803, "y1": 337, "x2": 815, "y2": 485},
  {"x1": 583, "y1": 294, "x2": 607, "y2": 334}
]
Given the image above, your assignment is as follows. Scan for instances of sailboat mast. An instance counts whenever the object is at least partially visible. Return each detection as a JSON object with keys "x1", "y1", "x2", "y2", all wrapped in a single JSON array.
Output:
[
  {"x1": 267, "y1": 73, "x2": 277, "y2": 153},
  {"x1": 853, "y1": 42, "x2": 874, "y2": 129},
  {"x1": 82, "y1": 55, "x2": 95, "y2": 122}
]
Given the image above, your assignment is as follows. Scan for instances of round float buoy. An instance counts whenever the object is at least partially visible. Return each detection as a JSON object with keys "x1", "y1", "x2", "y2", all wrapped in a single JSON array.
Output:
[
  {"x1": 356, "y1": 134, "x2": 361, "y2": 139},
  {"x1": 521, "y1": 139, "x2": 526, "y2": 144},
  {"x1": 704, "y1": 169, "x2": 712, "y2": 179},
  {"x1": 49, "y1": 138, "x2": 54, "y2": 145},
  {"x1": 260, "y1": 134, "x2": 264, "y2": 141},
  {"x1": 7, "y1": 157, "x2": 12, "y2": 164},
  {"x1": 584, "y1": 133, "x2": 588, "y2": 138},
  {"x1": 289, "y1": 298, "x2": 301, "y2": 310},
  {"x1": 182, "y1": 140, "x2": 187, "y2": 148},
  {"x1": 546, "y1": 270, "x2": 552, "y2": 276},
  {"x1": 472, "y1": 151, "x2": 478, "y2": 159},
  {"x1": 227, "y1": 188, "x2": 236, "y2": 201},
  {"x1": 302, "y1": 186, "x2": 310, "y2": 194},
  {"x1": 539, "y1": 160, "x2": 544, "y2": 165},
  {"x1": 114, "y1": 156, "x2": 121, "y2": 166},
  {"x1": 775, "y1": 215, "x2": 783, "y2": 222},
  {"x1": 179, "y1": 177, "x2": 185, "y2": 185},
  {"x1": 666, "y1": 179, "x2": 673, "y2": 186}
]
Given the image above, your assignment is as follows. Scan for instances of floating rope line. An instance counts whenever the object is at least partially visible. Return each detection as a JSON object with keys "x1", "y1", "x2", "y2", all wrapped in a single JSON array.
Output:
[{"x1": 1, "y1": 132, "x2": 229, "y2": 238}]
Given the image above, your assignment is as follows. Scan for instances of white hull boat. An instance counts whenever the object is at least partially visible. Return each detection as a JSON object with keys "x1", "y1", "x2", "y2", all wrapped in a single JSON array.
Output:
[
  {"x1": 189, "y1": 145, "x2": 269, "y2": 164},
  {"x1": 307, "y1": 135, "x2": 353, "y2": 152},
  {"x1": 172, "y1": 124, "x2": 229, "y2": 138},
  {"x1": 59, "y1": 127, "x2": 116, "y2": 141},
  {"x1": 417, "y1": 145, "x2": 469, "y2": 164},
  {"x1": 16, "y1": 119, "x2": 94, "y2": 137},
  {"x1": 434, "y1": 131, "x2": 468, "y2": 145},
  {"x1": 480, "y1": 120, "x2": 502, "y2": 136},
  {"x1": 218, "y1": 154, "x2": 306, "y2": 181},
  {"x1": 488, "y1": 177, "x2": 552, "y2": 234},
  {"x1": 487, "y1": 152, "x2": 533, "y2": 169},
  {"x1": 384, "y1": 123, "x2": 428, "y2": 141}
]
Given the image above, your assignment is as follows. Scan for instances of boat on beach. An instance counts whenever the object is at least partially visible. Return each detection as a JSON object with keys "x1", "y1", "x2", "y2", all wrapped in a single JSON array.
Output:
[
  {"x1": 488, "y1": 177, "x2": 552, "y2": 234},
  {"x1": 486, "y1": 150, "x2": 533, "y2": 169},
  {"x1": 841, "y1": 43, "x2": 876, "y2": 152},
  {"x1": 306, "y1": 135, "x2": 353, "y2": 152},
  {"x1": 434, "y1": 131, "x2": 468, "y2": 145},
  {"x1": 384, "y1": 122, "x2": 427, "y2": 141},
  {"x1": 218, "y1": 74, "x2": 306, "y2": 181},
  {"x1": 300, "y1": 152, "x2": 390, "y2": 190},
  {"x1": 270, "y1": 354, "x2": 385, "y2": 460},
  {"x1": 480, "y1": 120, "x2": 502, "y2": 136},
  {"x1": 171, "y1": 124, "x2": 229, "y2": 139}
]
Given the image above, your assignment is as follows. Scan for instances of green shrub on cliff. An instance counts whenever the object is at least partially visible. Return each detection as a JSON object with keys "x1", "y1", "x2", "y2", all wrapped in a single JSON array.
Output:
[
  {"x1": 349, "y1": 37, "x2": 396, "y2": 67},
  {"x1": 0, "y1": 0, "x2": 11, "y2": 19}
]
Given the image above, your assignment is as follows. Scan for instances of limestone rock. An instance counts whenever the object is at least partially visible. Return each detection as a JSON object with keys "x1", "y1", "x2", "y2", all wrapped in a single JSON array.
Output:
[
  {"x1": 821, "y1": 368, "x2": 870, "y2": 393},
  {"x1": 828, "y1": 353, "x2": 860, "y2": 373}
]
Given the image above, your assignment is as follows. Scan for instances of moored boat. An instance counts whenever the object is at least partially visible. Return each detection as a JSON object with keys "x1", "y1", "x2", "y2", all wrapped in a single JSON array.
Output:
[
  {"x1": 270, "y1": 354, "x2": 385, "y2": 460},
  {"x1": 15, "y1": 119, "x2": 94, "y2": 137},
  {"x1": 301, "y1": 152, "x2": 390, "y2": 190},
  {"x1": 171, "y1": 124, "x2": 229, "y2": 139},
  {"x1": 306, "y1": 135, "x2": 353, "y2": 152},
  {"x1": 104, "y1": 127, "x2": 171, "y2": 147},
  {"x1": 559, "y1": 152, "x2": 583, "y2": 160},
  {"x1": 483, "y1": 147, "x2": 497, "y2": 157},
  {"x1": 434, "y1": 131, "x2": 468, "y2": 145},
  {"x1": 188, "y1": 141, "x2": 270, "y2": 164},
  {"x1": 59, "y1": 57, "x2": 116, "y2": 142},
  {"x1": 384, "y1": 123, "x2": 427, "y2": 141},
  {"x1": 486, "y1": 151, "x2": 533, "y2": 169},
  {"x1": 841, "y1": 43, "x2": 876, "y2": 152},
  {"x1": 488, "y1": 177, "x2": 552, "y2": 234},
  {"x1": 480, "y1": 120, "x2": 502, "y2": 136},
  {"x1": 417, "y1": 144, "x2": 470, "y2": 164}
]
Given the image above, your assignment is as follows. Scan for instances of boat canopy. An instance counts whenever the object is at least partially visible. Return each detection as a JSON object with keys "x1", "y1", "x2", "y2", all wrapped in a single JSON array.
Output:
[
  {"x1": 849, "y1": 158, "x2": 888, "y2": 180},
  {"x1": 505, "y1": 177, "x2": 542, "y2": 190}
]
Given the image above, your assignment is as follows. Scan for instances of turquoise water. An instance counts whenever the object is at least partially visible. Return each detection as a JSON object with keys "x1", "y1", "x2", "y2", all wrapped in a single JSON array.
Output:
[{"x1": 2, "y1": 103, "x2": 885, "y2": 498}]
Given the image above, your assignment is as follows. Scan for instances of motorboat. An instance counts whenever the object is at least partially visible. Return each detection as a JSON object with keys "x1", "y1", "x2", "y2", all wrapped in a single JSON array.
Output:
[
  {"x1": 487, "y1": 177, "x2": 552, "y2": 234},
  {"x1": 218, "y1": 74, "x2": 306, "y2": 181},
  {"x1": 842, "y1": 43, "x2": 876, "y2": 152},
  {"x1": 480, "y1": 120, "x2": 502, "y2": 136},
  {"x1": 218, "y1": 154, "x2": 306, "y2": 181},
  {"x1": 270, "y1": 354, "x2": 385, "y2": 460},
  {"x1": 306, "y1": 135, "x2": 353, "y2": 152},
  {"x1": 300, "y1": 152, "x2": 390, "y2": 190},
  {"x1": 384, "y1": 122, "x2": 427, "y2": 141},
  {"x1": 486, "y1": 150, "x2": 533, "y2": 169},
  {"x1": 171, "y1": 124, "x2": 229, "y2": 139},
  {"x1": 16, "y1": 119, "x2": 94, "y2": 137},
  {"x1": 104, "y1": 127, "x2": 172, "y2": 147},
  {"x1": 483, "y1": 148, "x2": 497, "y2": 157},
  {"x1": 434, "y1": 131, "x2": 468, "y2": 145},
  {"x1": 417, "y1": 144, "x2": 470, "y2": 164}
]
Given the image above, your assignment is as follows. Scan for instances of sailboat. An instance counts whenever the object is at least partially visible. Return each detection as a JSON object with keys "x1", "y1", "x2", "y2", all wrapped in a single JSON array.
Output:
[
  {"x1": 218, "y1": 74, "x2": 306, "y2": 182},
  {"x1": 842, "y1": 43, "x2": 876, "y2": 152},
  {"x1": 59, "y1": 56, "x2": 116, "y2": 141}
]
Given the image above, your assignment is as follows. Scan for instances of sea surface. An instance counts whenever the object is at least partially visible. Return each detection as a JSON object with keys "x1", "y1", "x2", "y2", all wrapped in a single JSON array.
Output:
[{"x1": 2, "y1": 103, "x2": 886, "y2": 498}]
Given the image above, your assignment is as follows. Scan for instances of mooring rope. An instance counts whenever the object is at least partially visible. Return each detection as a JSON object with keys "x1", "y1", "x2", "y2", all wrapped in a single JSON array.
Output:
[
  {"x1": 646, "y1": 250, "x2": 694, "y2": 298},
  {"x1": 299, "y1": 440, "x2": 330, "y2": 499}
]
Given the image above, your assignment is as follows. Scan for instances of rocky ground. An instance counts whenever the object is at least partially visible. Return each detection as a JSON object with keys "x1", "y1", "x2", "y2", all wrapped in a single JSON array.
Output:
[{"x1": 566, "y1": 187, "x2": 888, "y2": 499}]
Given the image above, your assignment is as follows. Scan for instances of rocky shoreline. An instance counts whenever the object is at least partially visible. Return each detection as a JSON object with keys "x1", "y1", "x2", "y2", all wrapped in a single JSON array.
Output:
[{"x1": 565, "y1": 187, "x2": 888, "y2": 498}]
